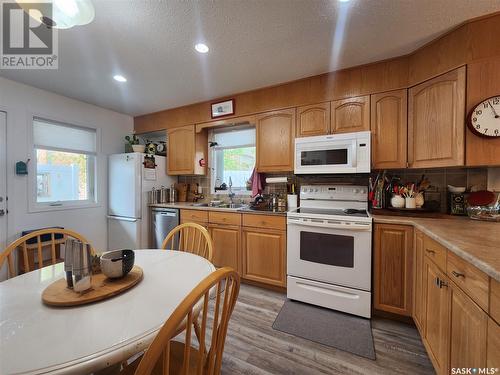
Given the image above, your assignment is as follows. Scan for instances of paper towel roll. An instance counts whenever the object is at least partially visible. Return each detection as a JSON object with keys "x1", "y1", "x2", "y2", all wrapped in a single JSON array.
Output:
[{"x1": 265, "y1": 177, "x2": 288, "y2": 184}]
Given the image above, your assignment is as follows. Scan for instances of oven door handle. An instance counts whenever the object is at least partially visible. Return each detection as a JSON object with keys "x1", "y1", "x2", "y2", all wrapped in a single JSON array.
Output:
[{"x1": 287, "y1": 218, "x2": 371, "y2": 231}]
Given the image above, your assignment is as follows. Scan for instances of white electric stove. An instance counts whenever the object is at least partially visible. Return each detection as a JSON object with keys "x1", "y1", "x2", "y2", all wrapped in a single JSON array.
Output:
[{"x1": 287, "y1": 184, "x2": 372, "y2": 318}]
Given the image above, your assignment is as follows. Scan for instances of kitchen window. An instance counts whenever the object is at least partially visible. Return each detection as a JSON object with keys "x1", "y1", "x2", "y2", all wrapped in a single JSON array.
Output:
[
  {"x1": 210, "y1": 126, "x2": 256, "y2": 195},
  {"x1": 30, "y1": 117, "x2": 98, "y2": 211}
]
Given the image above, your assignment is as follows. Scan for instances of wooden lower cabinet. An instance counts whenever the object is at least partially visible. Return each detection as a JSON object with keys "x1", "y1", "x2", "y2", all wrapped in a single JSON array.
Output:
[
  {"x1": 487, "y1": 318, "x2": 500, "y2": 367},
  {"x1": 208, "y1": 224, "x2": 241, "y2": 274},
  {"x1": 413, "y1": 230, "x2": 425, "y2": 331},
  {"x1": 422, "y1": 258, "x2": 449, "y2": 375},
  {"x1": 242, "y1": 227, "x2": 286, "y2": 287},
  {"x1": 449, "y1": 281, "x2": 488, "y2": 370},
  {"x1": 411, "y1": 231, "x2": 498, "y2": 374},
  {"x1": 373, "y1": 224, "x2": 413, "y2": 316}
]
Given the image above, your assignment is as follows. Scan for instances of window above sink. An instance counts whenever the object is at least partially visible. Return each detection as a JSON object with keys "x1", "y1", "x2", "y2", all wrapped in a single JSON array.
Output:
[{"x1": 209, "y1": 125, "x2": 255, "y2": 196}]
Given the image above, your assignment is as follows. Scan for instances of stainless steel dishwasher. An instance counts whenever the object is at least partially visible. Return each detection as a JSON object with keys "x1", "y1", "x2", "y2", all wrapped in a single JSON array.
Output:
[{"x1": 150, "y1": 208, "x2": 179, "y2": 248}]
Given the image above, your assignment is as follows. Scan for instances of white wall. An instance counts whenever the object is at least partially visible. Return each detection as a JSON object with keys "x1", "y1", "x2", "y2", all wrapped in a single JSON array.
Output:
[{"x1": 0, "y1": 77, "x2": 133, "y2": 279}]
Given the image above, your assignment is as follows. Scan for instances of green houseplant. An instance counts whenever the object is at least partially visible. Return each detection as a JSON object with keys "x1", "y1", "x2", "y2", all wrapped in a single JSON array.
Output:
[{"x1": 125, "y1": 134, "x2": 145, "y2": 153}]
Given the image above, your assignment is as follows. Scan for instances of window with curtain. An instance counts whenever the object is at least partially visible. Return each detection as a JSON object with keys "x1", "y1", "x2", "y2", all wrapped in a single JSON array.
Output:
[
  {"x1": 32, "y1": 117, "x2": 97, "y2": 209},
  {"x1": 210, "y1": 126, "x2": 256, "y2": 195}
]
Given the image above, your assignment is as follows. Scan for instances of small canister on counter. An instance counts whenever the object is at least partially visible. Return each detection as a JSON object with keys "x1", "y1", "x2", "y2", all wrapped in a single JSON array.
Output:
[
  {"x1": 159, "y1": 186, "x2": 170, "y2": 203},
  {"x1": 148, "y1": 188, "x2": 157, "y2": 204}
]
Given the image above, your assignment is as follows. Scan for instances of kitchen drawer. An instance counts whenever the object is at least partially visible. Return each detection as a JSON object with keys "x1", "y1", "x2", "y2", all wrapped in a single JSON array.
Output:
[
  {"x1": 423, "y1": 235, "x2": 447, "y2": 271},
  {"x1": 242, "y1": 214, "x2": 286, "y2": 231},
  {"x1": 209, "y1": 211, "x2": 241, "y2": 226},
  {"x1": 447, "y1": 251, "x2": 489, "y2": 311},
  {"x1": 180, "y1": 209, "x2": 208, "y2": 223},
  {"x1": 490, "y1": 278, "x2": 500, "y2": 324}
]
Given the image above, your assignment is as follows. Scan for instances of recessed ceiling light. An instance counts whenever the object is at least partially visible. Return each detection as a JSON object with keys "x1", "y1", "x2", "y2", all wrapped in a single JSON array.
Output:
[
  {"x1": 194, "y1": 43, "x2": 209, "y2": 53},
  {"x1": 113, "y1": 75, "x2": 127, "y2": 82},
  {"x1": 338, "y1": 0, "x2": 350, "y2": 2}
]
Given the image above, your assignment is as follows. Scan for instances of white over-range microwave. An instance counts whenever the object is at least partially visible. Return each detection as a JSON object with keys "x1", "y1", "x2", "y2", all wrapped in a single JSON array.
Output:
[{"x1": 294, "y1": 131, "x2": 371, "y2": 174}]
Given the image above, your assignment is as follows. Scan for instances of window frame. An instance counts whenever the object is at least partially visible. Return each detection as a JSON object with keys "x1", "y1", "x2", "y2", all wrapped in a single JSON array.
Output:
[
  {"x1": 28, "y1": 115, "x2": 101, "y2": 213},
  {"x1": 209, "y1": 127, "x2": 256, "y2": 196}
]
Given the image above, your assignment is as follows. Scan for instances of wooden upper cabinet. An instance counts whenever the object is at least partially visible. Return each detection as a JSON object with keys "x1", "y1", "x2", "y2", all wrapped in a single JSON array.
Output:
[
  {"x1": 423, "y1": 258, "x2": 450, "y2": 375},
  {"x1": 408, "y1": 67, "x2": 466, "y2": 168},
  {"x1": 371, "y1": 90, "x2": 408, "y2": 169},
  {"x1": 374, "y1": 224, "x2": 413, "y2": 316},
  {"x1": 167, "y1": 126, "x2": 207, "y2": 175},
  {"x1": 296, "y1": 102, "x2": 330, "y2": 137},
  {"x1": 331, "y1": 95, "x2": 370, "y2": 134},
  {"x1": 466, "y1": 57, "x2": 500, "y2": 166},
  {"x1": 449, "y1": 281, "x2": 488, "y2": 371},
  {"x1": 256, "y1": 109, "x2": 295, "y2": 172}
]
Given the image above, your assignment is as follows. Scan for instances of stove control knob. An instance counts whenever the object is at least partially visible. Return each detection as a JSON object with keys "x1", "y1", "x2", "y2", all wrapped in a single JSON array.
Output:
[
  {"x1": 353, "y1": 189, "x2": 359, "y2": 194},
  {"x1": 314, "y1": 188, "x2": 319, "y2": 192},
  {"x1": 309, "y1": 188, "x2": 313, "y2": 192}
]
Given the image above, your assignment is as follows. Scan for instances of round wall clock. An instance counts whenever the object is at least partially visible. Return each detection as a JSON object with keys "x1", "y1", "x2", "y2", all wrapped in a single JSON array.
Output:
[{"x1": 468, "y1": 95, "x2": 500, "y2": 138}]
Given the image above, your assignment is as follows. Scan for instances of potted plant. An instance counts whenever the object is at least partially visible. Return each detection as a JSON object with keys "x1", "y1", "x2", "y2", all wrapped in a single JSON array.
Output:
[{"x1": 125, "y1": 134, "x2": 145, "y2": 153}]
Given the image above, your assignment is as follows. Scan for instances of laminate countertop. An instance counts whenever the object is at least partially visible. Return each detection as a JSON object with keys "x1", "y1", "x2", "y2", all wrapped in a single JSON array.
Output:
[
  {"x1": 373, "y1": 215, "x2": 500, "y2": 282},
  {"x1": 149, "y1": 202, "x2": 287, "y2": 216}
]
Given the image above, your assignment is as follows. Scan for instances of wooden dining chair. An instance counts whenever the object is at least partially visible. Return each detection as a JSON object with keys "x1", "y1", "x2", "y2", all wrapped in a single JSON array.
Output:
[
  {"x1": 121, "y1": 267, "x2": 240, "y2": 375},
  {"x1": 161, "y1": 223, "x2": 214, "y2": 262},
  {"x1": 0, "y1": 228, "x2": 93, "y2": 279}
]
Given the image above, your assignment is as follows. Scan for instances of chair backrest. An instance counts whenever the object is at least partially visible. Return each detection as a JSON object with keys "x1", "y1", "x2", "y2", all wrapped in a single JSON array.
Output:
[
  {"x1": 0, "y1": 228, "x2": 93, "y2": 279},
  {"x1": 161, "y1": 223, "x2": 214, "y2": 262},
  {"x1": 134, "y1": 267, "x2": 240, "y2": 375}
]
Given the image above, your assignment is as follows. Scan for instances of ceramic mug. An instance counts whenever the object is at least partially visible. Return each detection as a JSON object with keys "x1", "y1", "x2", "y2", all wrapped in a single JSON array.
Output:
[{"x1": 405, "y1": 197, "x2": 416, "y2": 209}]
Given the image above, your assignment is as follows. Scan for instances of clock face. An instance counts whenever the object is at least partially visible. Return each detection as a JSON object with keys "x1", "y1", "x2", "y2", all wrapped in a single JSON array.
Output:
[{"x1": 468, "y1": 96, "x2": 500, "y2": 138}]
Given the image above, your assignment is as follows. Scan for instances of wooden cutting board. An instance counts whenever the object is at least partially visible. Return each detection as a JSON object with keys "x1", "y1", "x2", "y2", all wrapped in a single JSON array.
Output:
[{"x1": 42, "y1": 266, "x2": 143, "y2": 307}]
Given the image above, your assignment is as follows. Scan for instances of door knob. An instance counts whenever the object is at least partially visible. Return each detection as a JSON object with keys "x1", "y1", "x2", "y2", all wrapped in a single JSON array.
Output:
[{"x1": 0, "y1": 209, "x2": 5, "y2": 216}]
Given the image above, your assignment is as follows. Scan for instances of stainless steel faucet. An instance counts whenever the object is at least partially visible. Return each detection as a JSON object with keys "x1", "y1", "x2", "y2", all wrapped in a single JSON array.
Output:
[{"x1": 228, "y1": 176, "x2": 235, "y2": 204}]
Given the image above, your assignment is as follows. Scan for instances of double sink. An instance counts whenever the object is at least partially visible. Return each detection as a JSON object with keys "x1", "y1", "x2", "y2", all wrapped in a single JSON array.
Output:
[{"x1": 190, "y1": 202, "x2": 247, "y2": 209}]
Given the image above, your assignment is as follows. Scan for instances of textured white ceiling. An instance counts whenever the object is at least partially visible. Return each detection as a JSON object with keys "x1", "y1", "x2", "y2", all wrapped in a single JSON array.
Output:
[{"x1": 2, "y1": 0, "x2": 500, "y2": 116}]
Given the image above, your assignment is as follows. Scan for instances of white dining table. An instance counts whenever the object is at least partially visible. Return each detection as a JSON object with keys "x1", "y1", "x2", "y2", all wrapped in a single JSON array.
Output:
[{"x1": 0, "y1": 250, "x2": 215, "y2": 375}]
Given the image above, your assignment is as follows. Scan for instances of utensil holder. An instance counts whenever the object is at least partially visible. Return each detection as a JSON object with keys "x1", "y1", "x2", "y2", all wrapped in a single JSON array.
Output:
[{"x1": 405, "y1": 197, "x2": 416, "y2": 209}]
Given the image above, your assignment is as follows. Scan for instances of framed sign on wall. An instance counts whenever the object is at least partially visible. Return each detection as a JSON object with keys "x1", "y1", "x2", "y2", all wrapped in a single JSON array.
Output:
[{"x1": 211, "y1": 99, "x2": 235, "y2": 119}]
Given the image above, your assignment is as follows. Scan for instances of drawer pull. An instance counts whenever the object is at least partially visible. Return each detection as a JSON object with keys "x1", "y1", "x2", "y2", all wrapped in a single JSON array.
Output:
[
  {"x1": 451, "y1": 271, "x2": 465, "y2": 278},
  {"x1": 426, "y1": 249, "x2": 435, "y2": 255}
]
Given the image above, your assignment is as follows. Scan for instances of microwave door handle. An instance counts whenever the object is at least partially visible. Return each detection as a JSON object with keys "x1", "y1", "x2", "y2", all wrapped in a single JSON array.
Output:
[{"x1": 351, "y1": 141, "x2": 357, "y2": 167}]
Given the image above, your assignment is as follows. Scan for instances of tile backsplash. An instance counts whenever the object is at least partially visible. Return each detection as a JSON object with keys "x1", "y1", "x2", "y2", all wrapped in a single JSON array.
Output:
[
  {"x1": 372, "y1": 167, "x2": 489, "y2": 212},
  {"x1": 177, "y1": 167, "x2": 496, "y2": 213}
]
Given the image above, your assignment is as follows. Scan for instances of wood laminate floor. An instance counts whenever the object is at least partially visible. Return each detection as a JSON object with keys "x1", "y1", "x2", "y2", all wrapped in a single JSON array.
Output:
[{"x1": 219, "y1": 284, "x2": 434, "y2": 375}]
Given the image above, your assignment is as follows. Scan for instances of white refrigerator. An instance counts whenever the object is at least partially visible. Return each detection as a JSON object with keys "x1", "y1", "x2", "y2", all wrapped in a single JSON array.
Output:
[{"x1": 107, "y1": 153, "x2": 176, "y2": 250}]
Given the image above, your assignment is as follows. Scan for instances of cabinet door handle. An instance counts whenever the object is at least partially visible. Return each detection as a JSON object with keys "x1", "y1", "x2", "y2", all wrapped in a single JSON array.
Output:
[
  {"x1": 435, "y1": 277, "x2": 448, "y2": 289},
  {"x1": 426, "y1": 249, "x2": 435, "y2": 255},
  {"x1": 451, "y1": 271, "x2": 465, "y2": 278}
]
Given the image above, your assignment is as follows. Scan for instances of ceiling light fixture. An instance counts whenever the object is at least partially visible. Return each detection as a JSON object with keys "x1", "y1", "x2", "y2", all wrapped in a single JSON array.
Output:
[
  {"x1": 194, "y1": 43, "x2": 209, "y2": 53},
  {"x1": 113, "y1": 75, "x2": 127, "y2": 83},
  {"x1": 338, "y1": 0, "x2": 350, "y2": 2},
  {"x1": 16, "y1": 0, "x2": 95, "y2": 29}
]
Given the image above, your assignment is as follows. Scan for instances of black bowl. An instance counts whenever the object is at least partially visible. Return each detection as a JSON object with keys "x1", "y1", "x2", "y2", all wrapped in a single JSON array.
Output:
[{"x1": 100, "y1": 249, "x2": 135, "y2": 278}]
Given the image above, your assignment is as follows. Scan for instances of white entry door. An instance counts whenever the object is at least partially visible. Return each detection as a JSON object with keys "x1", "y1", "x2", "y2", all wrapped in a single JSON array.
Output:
[{"x1": 0, "y1": 112, "x2": 7, "y2": 279}]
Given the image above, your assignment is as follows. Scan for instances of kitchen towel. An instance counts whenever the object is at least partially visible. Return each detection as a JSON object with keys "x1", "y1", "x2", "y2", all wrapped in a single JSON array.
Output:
[{"x1": 249, "y1": 167, "x2": 264, "y2": 197}]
